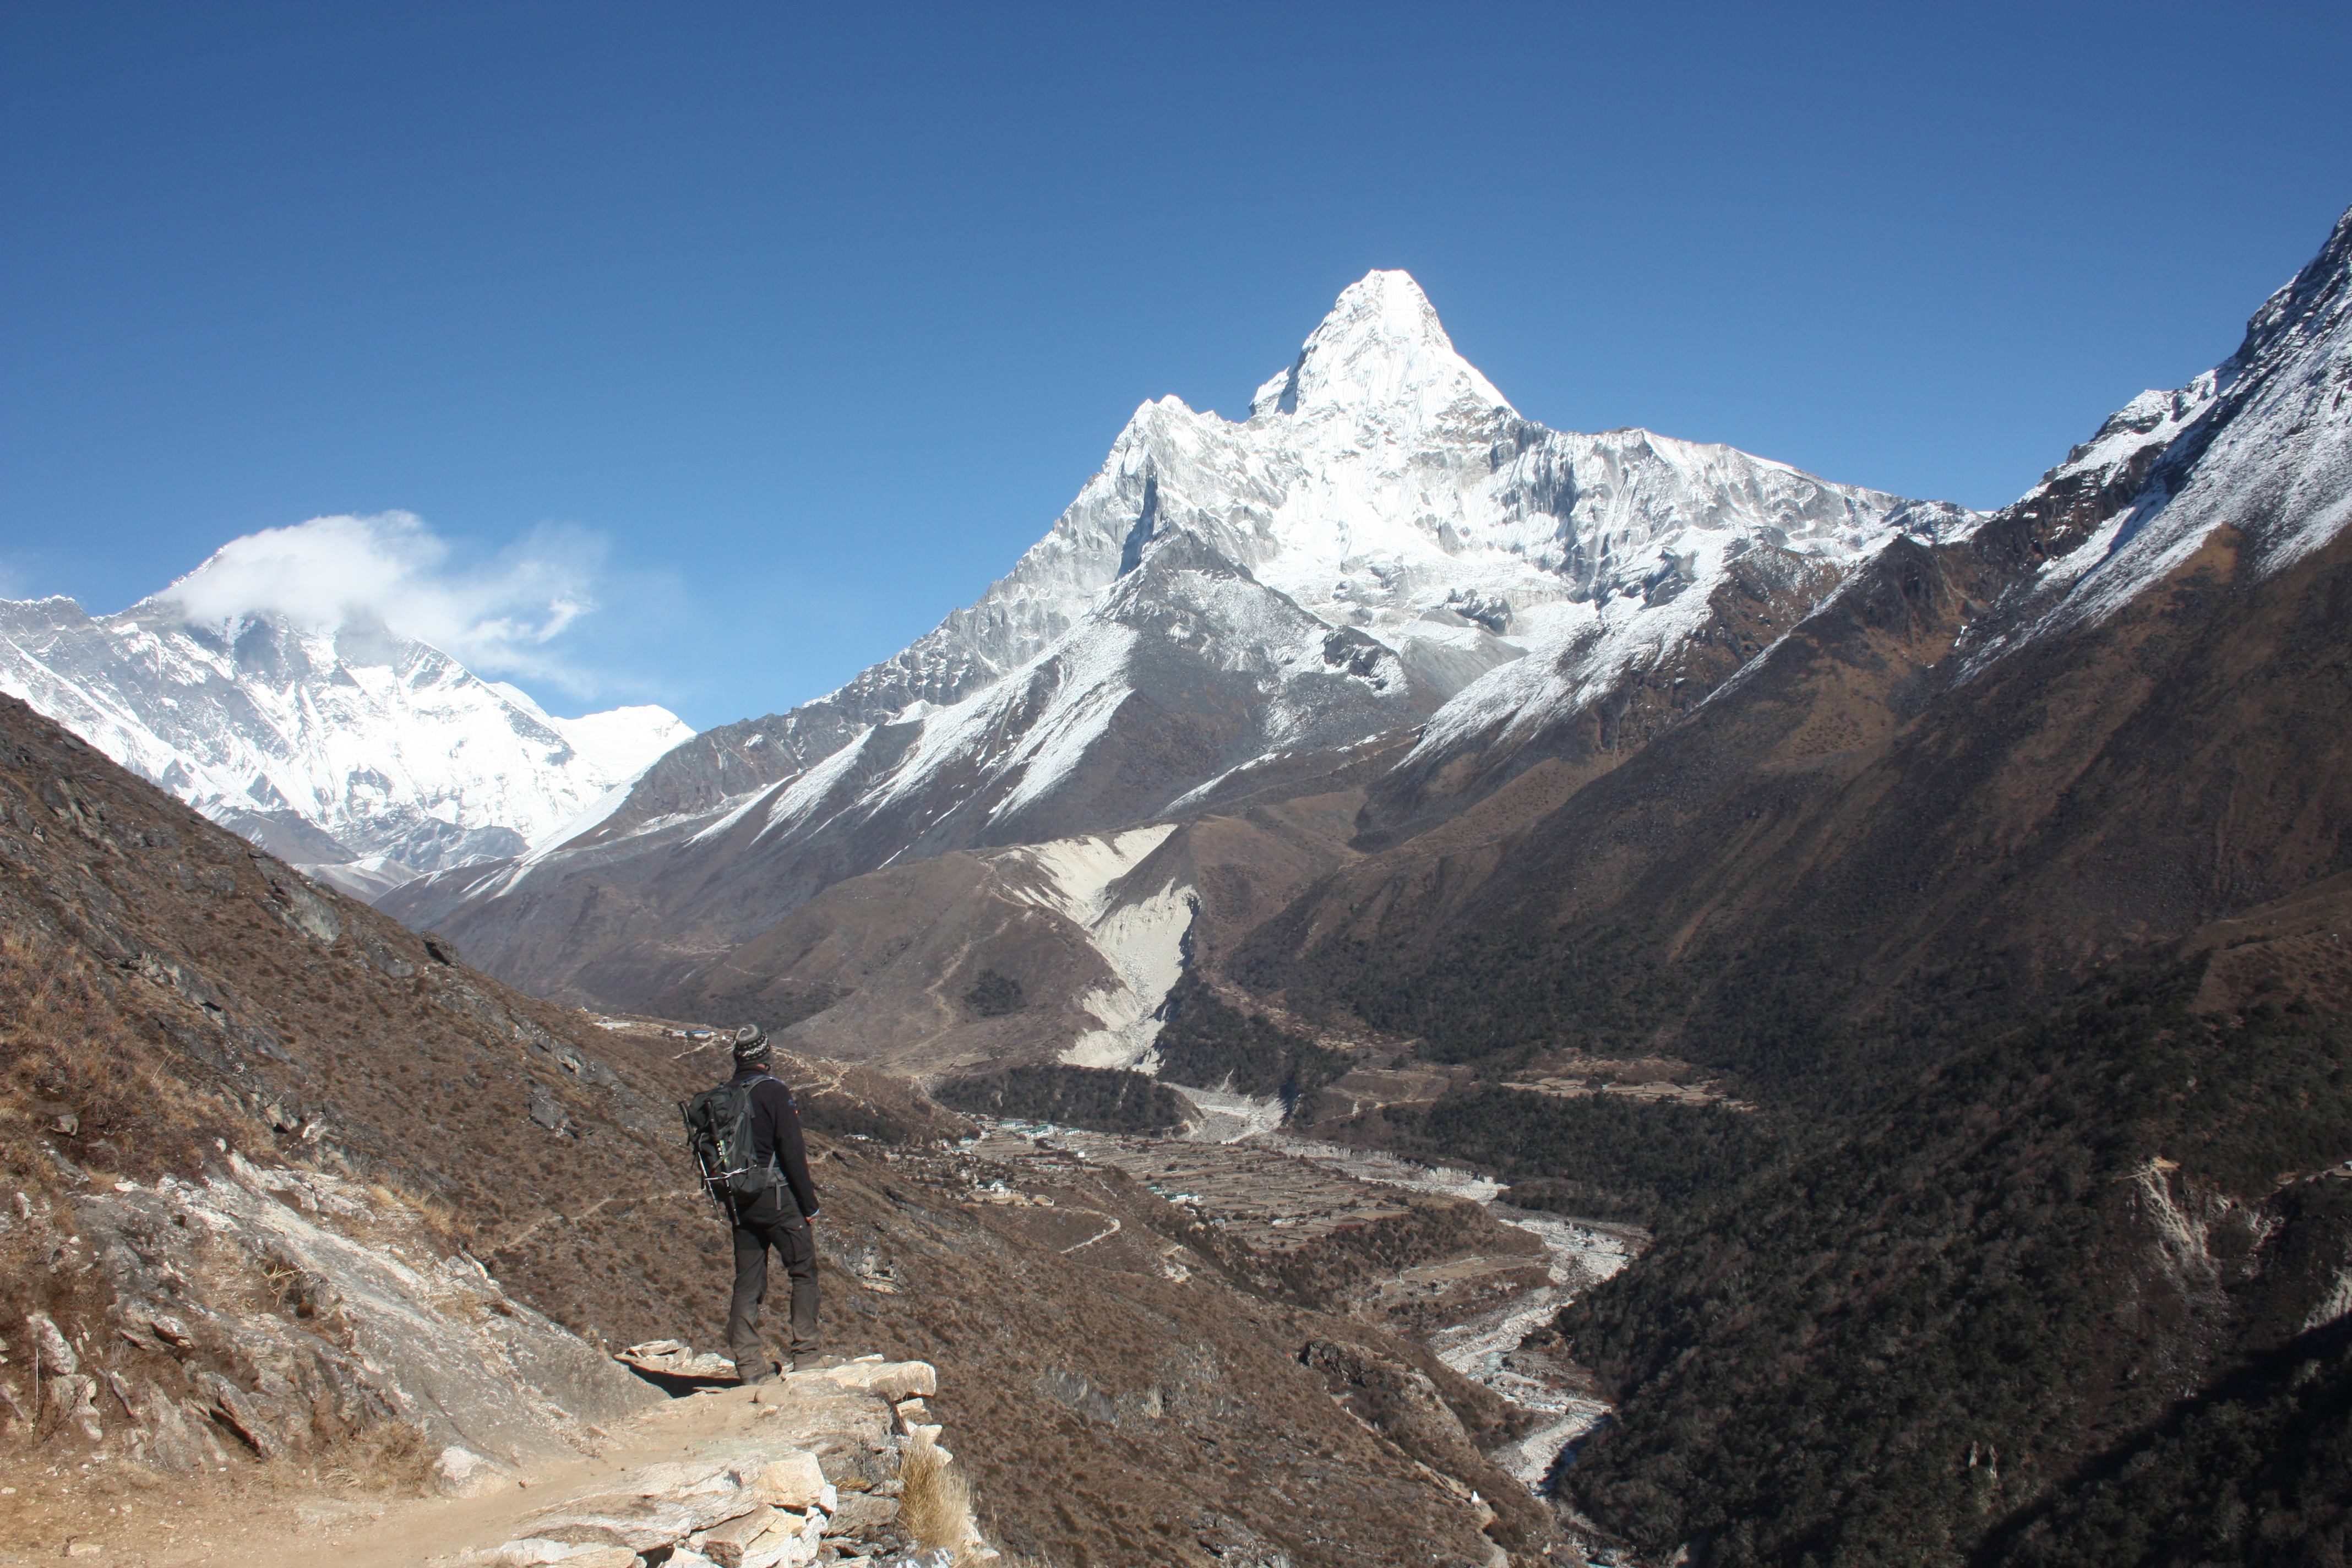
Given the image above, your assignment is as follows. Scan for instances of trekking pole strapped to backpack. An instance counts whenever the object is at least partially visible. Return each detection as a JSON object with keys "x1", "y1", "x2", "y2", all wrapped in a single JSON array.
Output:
[{"x1": 678, "y1": 1079, "x2": 781, "y2": 1224}]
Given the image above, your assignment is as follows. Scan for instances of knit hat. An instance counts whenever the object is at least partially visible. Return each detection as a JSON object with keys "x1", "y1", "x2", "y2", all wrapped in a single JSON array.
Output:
[{"x1": 731, "y1": 1025, "x2": 770, "y2": 1062}]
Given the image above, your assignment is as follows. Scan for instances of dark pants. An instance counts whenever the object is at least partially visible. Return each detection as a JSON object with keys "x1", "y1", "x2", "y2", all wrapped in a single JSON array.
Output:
[{"x1": 727, "y1": 1191, "x2": 818, "y2": 1376}]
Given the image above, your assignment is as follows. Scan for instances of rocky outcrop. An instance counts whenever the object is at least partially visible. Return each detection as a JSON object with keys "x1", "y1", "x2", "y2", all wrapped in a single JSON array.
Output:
[
  {"x1": 429, "y1": 1359, "x2": 985, "y2": 1568},
  {"x1": 15, "y1": 1149, "x2": 658, "y2": 1478}
]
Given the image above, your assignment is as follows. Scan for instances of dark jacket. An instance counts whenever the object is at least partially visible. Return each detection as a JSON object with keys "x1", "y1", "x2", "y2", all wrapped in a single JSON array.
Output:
[{"x1": 729, "y1": 1064, "x2": 819, "y2": 1222}]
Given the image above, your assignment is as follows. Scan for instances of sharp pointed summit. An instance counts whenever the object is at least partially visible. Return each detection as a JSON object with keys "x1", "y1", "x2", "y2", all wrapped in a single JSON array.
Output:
[{"x1": 1251, "y1": 269, "x2": 1514, "y2": 427}]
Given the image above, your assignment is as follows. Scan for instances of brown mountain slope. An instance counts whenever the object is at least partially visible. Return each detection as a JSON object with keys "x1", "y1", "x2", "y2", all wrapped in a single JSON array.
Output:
[
  {"x1": 1197, "y1": 206, "x2": 2352, "y2": 1566},
  {"x1": 0, "y1": 694, "x2": 1547, "y2": 1567},
  {"x1": 1248, "y1": 505, "x2": 2350, "y2": 1040},
  {"x1": 654, "y1": 755, "x2": 1389, "y2": 1077},
  {"x1": 568, "y1": 211, "x2": 2350, "y2": 1113},
  {"x1": 1229, "y1": 201, "x2": 2351, "y2": 1081}
]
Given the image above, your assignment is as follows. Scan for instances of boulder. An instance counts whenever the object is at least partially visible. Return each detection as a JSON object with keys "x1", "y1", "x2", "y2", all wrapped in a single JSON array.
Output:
[
  {"x1": 48, "y1": 1373, "x2": 104, "y2": 1441},
  {"x1": 698, "y1": 1504, "x2": 778, "y2": 1567},
  {"x1": 604, "y1": 1458, "x2": 741, "y2": 1499},
  {"x1": 435, "y1": 1445, "x2": 512, "y2": 1498},
  {"x1": 818, "y1": 1441, "x2": 900, "y2": 1493},
  {"x1": 197, "y1": 1371, "x2": 287, "y2": 1460},
  {"x1": 740, "y1": 1509, "x2": 825, "y2": 1568},
  {"x1": 803, "y1": 1359, "x2": 935, "y2": 1402},
  {"x1": 527, "y1": 1493, "x2": 765, "y2": 1553},
  {"x1": 827, "y1": 1493, "x2": 901, "y2": 1532},
  {"x1": 618, "y1": 1341, "x2": 737, "y2": 1379},
  {"x1": 476, "y1": 1542, "x2": 583, "y2": 1566},
  {"x1": 749, "y1": 1451, "x2": 827, "y2": 1509},
  {"x1": 25, "y1": 1310, "x2": 79, "y2": 1375}
]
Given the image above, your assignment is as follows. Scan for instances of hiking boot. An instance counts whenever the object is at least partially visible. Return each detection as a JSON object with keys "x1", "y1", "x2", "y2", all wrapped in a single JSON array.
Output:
[
  {"x1": 738, "y1": 1361, "x2": 781, "y2": 1387},
  {"x1": 787, "y1": 1353, "x2": 845, "y2": 1374}
]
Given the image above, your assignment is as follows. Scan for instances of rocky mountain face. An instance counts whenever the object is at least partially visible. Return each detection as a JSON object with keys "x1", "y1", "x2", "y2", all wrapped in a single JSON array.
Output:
[
  {"x1": 0, "y1": 692, "x2": 1556, "y2": 1568},
  {"x1": 388, "y1": 269, "x2": 1974, "y2": 1021},
  {"x1": 569, "y1": 209, "x2": 2351, "y2": 1098},
  {"x1": 0, "y1": 585, "x2": 691, "y2": 901},
  {"x1": 1252, "y1": 203, "x2": 2352, "y2": 1023}
]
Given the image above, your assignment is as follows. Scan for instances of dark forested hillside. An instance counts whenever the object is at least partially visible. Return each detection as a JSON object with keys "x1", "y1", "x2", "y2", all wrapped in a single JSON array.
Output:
[
  {"x1": 1153, "y1": 973, "x2": 1350, "y2": 1103},
  {"x1": 932, "y1": 1061, "x2": 1189, "y2": 1133},
  {"x1": 1548, "y1": 957, "x2": 2352, "y2": 1566},
  {"x1": 1379, "y1": 1089, "x2": 1784, "y2": 1225}
]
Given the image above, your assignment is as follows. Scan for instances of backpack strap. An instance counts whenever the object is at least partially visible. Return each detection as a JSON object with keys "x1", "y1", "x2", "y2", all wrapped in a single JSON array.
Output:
[{"x1": 739, "y1": 1075, "x2": 786, "y2": 1179}]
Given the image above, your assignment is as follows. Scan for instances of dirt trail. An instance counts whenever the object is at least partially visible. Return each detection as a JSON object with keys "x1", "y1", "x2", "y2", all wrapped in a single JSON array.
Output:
[
  {"x1": 1056, "y1": 1211, "x2": 1121, "y2": 1253},
  {"x1": 3, "y1": 1375, "x2": 884, "y2": 1568}
]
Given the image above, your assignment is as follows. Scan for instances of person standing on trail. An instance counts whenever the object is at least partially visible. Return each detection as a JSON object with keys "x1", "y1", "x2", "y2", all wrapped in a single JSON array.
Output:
[{"x1": 718, "y1": 1025, "x2": 838, "y2": 1384}]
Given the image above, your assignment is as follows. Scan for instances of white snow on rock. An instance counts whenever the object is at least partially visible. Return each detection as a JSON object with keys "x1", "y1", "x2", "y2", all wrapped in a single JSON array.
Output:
[
  {"x1": 620, "y1": 269, "x2": 1977, "y2": 827},
  {"x1": 1964, "y1": 204, "x2": 2352, "y2": 674},
  {"x1": 411, "y1": 266, "x2": 1983, "y2": 1010},
  {"x1": 541, "y1": 270, "x2": 1971, "y2": 877},
  {"x1": 0, "y1": 580, "x2": 693, "y2": 894}
]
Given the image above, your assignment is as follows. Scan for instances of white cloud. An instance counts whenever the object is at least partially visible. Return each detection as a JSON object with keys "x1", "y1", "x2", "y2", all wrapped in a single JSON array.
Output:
[{"x1": 162, "y1": 511, "x2": 610, "y2": 692}]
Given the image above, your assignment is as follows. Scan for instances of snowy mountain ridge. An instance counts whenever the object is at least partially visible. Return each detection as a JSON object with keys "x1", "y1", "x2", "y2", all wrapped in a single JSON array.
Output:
[
  {"x1": 396, "y1": 269, "x2": 1981, "y2": 1019},
  {"x1": 1959, "y1": 204, "x2": 2352, "y2": 678},
  {"x1": 0, "y1": 580, "x2": 692, "y2": 899},
  {"x1": 788, "y1": 271, "x2": 1973, "y2": 744},
  {"x1": 576, "y1": 271, "x2": 1980, "y2": 857}
]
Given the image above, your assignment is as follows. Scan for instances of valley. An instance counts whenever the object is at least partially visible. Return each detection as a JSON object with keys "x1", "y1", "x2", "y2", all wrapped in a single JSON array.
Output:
[
  {"x1": 944, "y1": 1093, "x2": 1643, "y2": 1499},
  {"x1": 5, "y1": 198, "x2": 2350, "y2": 1567}
]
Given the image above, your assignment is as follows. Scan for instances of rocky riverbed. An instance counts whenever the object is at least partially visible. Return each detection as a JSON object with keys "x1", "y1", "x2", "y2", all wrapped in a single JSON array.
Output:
[
  {"x1": 1256, "y1": 1130, "x2": 1640, "y2": 1494},
  {"x1": 1420, "y1": 1208, "x2": 1635, "y2": 1491},
  {"x1": 977, "y1": 1086, "x2": 1645, "y2": 1502}
]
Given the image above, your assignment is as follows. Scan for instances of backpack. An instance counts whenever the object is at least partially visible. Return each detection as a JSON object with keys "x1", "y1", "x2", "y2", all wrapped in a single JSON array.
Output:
[{"x1": 679, "y1": 1077, "x2": 780, "y2": 1214}]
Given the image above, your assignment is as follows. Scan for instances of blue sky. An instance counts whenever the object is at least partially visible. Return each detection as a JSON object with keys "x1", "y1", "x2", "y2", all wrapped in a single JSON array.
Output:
[{"x1": 4, "y1": 2, "x2": 2348, "y2": 730}]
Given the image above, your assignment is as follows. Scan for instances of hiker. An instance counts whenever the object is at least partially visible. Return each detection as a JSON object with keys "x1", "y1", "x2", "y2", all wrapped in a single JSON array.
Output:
[{"x1": 689, "y1": 1025, "x2": 837, "y2": 1384}]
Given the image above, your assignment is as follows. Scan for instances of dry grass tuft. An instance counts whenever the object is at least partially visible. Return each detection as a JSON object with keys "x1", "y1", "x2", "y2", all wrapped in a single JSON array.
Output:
[
  {"x1": 900, "y1": 1441, "x2": 983, "y2": 1560},
  {"x1": 0, "y1": 923, "x2": 246, "y2": 1184},
  {"x1": 309, "y1": 1419, "x2": 438, "y2": 1497},
  {"x1": 366, "y1": 1178, "x2": 475, "y2": 1245},
  {"x1": 0, "y1": 923, "x2": 249, "y2": 1364}
]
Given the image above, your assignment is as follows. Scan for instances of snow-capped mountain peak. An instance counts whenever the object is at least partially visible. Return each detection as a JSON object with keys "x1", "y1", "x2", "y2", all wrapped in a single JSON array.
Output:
[
  {"x1": 0, "y1": 586, "x2": 694, "y2": 899},
  {"x1": 1251, "y1": 268, "x2": 1515, "y2": 428},
  {"x1": 1954, "y1": 202, "x2": 2350, "y2": 677}
]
